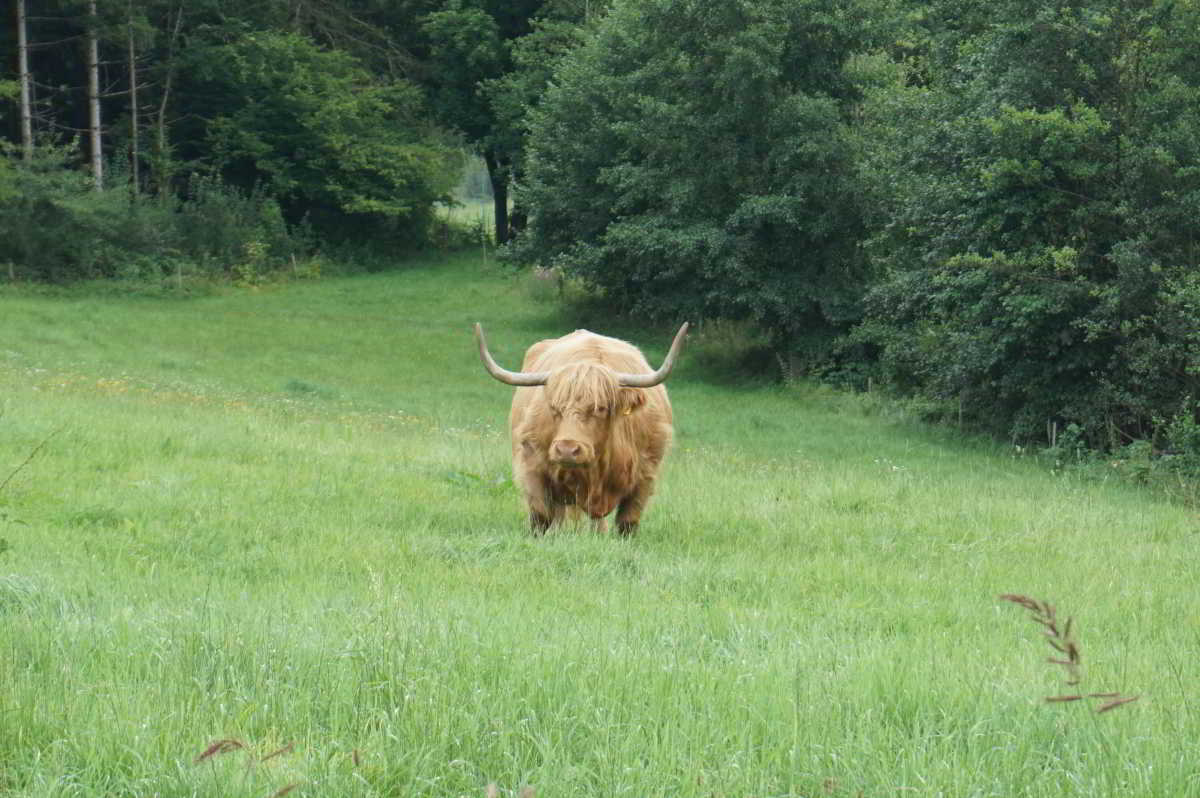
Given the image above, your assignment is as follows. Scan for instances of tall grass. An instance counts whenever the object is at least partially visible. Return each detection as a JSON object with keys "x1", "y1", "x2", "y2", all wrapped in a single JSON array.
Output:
[{"x1": 1, "y1": 253, "x2": 1198, "y2": 797}]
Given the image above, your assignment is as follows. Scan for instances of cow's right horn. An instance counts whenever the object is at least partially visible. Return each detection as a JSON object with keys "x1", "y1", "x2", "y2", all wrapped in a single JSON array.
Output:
[
  {"x1": 616, "y1": 322, "x2": 689, "y2": 388},
  {"x1": 475, "y1": 323, "x2": 550, "y2": 386}
]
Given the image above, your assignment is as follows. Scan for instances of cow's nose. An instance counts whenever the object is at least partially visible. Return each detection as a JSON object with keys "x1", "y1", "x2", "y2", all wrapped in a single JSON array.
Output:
[{"x1": 551, "y1": 439, "x2": 585, "y2": 462}]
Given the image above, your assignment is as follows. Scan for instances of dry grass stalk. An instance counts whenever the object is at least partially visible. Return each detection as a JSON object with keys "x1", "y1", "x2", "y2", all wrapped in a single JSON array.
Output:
[
  {"x1": 194, "y1": 738, "x2": 246, "y2": 763},
  {"x1": 998, "y1": 594, "x2": 1080, "y2": 684},
  {"x1": 1000, "y1": 593, "x2": 1139, "y2": 713},
  {"x1": 1097, "y1": 695, "x2": 1141, "y2": 713},
  {"x1": 195, "y1": 740, "x2": 304, "y2": 797}
]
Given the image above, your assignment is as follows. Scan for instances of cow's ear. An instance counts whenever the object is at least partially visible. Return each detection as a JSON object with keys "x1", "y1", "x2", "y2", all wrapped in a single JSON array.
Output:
[{"x1": 619, "y1": 388, "x2": 647, "y2": 415}]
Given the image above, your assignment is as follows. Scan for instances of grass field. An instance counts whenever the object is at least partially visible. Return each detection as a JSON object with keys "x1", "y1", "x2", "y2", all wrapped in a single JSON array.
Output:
[
  {"x1": 1, "y1": 253, "x2": 1198, "y2": 797},
  {"x1": 438, "y1": 198, "x2": 499, "y2": 246}
]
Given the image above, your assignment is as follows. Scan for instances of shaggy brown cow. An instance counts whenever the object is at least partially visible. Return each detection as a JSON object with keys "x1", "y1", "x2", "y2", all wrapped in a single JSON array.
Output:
[{"x1": 475, "y1": 323, "x2": 688, "y2": 535}]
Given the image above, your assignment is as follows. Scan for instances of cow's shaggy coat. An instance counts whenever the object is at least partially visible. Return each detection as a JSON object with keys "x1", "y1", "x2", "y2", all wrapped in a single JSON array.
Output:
[{"x1": 492, "y1": 328, "x2": 679, "y2": 535}]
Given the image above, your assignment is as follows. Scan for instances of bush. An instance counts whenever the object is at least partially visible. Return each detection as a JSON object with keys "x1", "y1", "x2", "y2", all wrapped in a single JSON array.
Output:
[
  {"x1": 175, "y1": 174, "x2": 305, "y2": 273},
  {"x1": 182, "y1": 31, "x2": 457, "y2": 247},
  {"x1": 512, "y1": 0, "x2": 889, "y2": 355},
  {"x1": 857, "y1": 0, "x2": 1200, "y2": 448},
  {"x1": 0, "y1": 145, "x2": 311, "y2": 284},
  {"x1": 0, "y1": 144, "x2": 107, "y2": 281}
]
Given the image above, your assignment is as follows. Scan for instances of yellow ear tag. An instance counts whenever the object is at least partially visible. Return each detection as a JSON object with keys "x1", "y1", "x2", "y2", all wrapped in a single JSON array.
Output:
[{"x1": 623, "y1": 407, "x2": 632, "y2": 416}]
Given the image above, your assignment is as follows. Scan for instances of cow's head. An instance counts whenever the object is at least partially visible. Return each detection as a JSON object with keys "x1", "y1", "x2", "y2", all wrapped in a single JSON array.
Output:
[
  {"x1": 538, "y1": 362, "x2": 640, "y2": 466},
  {"x1": 475, "y1": 323, "x2": 688, "y2": 468}
]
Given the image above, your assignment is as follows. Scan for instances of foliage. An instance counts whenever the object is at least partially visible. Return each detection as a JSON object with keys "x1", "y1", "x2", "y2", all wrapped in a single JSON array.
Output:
[
  {"x1": 0, "y1": 143, "x2": 307, "y2": 283},
  {"x1": 419, "y1": 2, "x2": 507, "y2": 140},
  {"x1": 484, "y1": 16, "x2": 592, "y2": 189},
  {"x1": 0, "y1": 143, "x2": 139, "y2": 282},
  {"x1": 0, "y1": 82, "x2": 18, "y2": 206},
  {"x1": 512, "y1": 0, "x2": 889, "y2": 357},
  {"x1": 174, "y1": 174, "x2": 308, "y2": 276},
  {"x1": 415, "y1": 0, "x2": 551, "y2": 243},
  {"x1": 857, "y1": 0, "x2": 1200, "y2": 447},
  {"x1": 185, "y1": 31, "x2": 457, "y2": 245}
]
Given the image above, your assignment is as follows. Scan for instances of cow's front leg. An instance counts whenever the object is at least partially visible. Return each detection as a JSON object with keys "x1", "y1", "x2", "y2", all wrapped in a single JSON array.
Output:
[
  {"x1": 615, "y1": 480, "x2": 656, "y2": 537},
  {"x1": 521, "y1": 473, "x2": 564, "y2": 536},
  {"x1": 529, "y1": 503, "x2": 570, "y2": 534},
  {"x1": 529, "y1": 510, "x2": 551, "y2": 535}
]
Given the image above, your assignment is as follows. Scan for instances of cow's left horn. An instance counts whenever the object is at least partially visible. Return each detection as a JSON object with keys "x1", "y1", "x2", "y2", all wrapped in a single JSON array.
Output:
[
  {"x1": 617, "y1": 322, "x2": 689, "y2": 388},
  {"x1": 475, "y1": 323, "x2": 551, "y2": 386}
]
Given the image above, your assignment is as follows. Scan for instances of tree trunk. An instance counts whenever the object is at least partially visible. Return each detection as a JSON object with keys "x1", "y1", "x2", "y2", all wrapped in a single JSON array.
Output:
[
  {"x1": 16, "y1": 0, "x2": 33, "y2": 161},
  {"x1": 483, "y1": 148, "x2": 510, "y2": 245},
  {"x1": 152, "y1": 3, "x2": 183, "y2": 198},
  {"x1": 86, "y1": 0, "x2": 103, "y2": 191},
  {"x1": 127, "y1": 1, "x2": 139, "y2": 194},
  {"x1": 509, "y1": 205, "x2": 527, "y2": 237}
]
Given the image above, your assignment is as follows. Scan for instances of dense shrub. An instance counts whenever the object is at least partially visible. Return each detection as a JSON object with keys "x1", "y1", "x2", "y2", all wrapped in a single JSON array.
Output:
[
  {"x1": 180, "y1": 31, "x2": 457, "y2": 247},
  {"x1": 856, "y1": 0, "x2": 1200, "y2": 447},
  {"x1": 0, "y1": 148, "x2": 162, "y2": 281},
  {"x1": 0, "y1": 146, "x2": 308, "y2": 283},
  {"x1": 511, "y1": 0, "x2": 889, "y2": 355},
  {"x1": 175, "y1": 175, "x2": 305, "y2": 273}
]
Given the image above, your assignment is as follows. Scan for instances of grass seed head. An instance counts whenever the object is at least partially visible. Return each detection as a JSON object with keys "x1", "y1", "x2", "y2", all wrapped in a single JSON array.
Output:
[
  {"x1": 1000, "y1": 593, "x2": 1139, "y2": 713},
  {"x1": 195, "y1": 738, "x2": 246, "y2": 763}
]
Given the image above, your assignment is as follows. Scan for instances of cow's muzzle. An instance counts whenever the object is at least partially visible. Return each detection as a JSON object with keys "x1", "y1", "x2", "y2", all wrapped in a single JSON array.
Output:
[{"x1": 550, "y1": 439, "x2": 592, "y2": 467}]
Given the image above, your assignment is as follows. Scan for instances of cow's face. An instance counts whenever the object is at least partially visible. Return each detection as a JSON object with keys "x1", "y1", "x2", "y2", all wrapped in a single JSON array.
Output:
[{"x1": 543, "y1": 364, "x2": 644, "y2": 467}]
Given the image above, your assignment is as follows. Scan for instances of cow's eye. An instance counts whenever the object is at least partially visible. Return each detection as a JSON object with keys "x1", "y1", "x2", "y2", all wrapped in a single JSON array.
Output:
[{"x1": 593, "y1": 406, "x2": 609, "y2": 417}]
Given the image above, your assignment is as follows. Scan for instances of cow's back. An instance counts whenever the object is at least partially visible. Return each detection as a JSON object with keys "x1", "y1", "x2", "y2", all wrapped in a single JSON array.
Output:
[{"x1": 522, "y1": 330, "x2": 653, "y2": 374}]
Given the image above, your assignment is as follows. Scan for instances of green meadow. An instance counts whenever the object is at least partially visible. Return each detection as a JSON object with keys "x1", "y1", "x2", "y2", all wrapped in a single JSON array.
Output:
[{"x1": 1, "y1": 254, "x2": 1197, "y2": 797}]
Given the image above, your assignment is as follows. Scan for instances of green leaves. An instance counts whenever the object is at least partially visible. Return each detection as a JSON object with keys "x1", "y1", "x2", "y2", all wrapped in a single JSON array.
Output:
[
  {"x1": 192, "y1": 32, "x2": 455, "y2": 242},
  {"x1": 420, "y1": 4, "x2": 505, "y2": 139},
  {"x1": 861, "y1": 0, "x2": 1200, "y2": 445},
  {"x1": 515, "y1": 0, "x2": 884, "y2": 350}
]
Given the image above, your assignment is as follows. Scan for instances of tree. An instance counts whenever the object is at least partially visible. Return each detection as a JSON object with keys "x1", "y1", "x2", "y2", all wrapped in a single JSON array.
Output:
[
  {"x1": 858, "y1": 0, "x2": 1200, "y2": 445},
  {"x1": 0, "y1": 80, "x2": 21, "y2": 273},
  {"x1": 186, "y1": 30, "x2": 457, "y2": 242},
  {"x1": 513, "y1": 0, "x2": 887, "y2": 359},
  {"x1": 485, "y1": 11, "x2": 594, "y2": 235},
  {"x1": 416, "y1": 0, "x2": 547, "y2": 244},
  {"x1": 122, "y1": 0, "x2": 156, "y2": 194},
  {"x1": 85, "y1": 0, "x2": 102, "y2": 190},
  {"x1": 15, "y1": 0, "x2": 34, "y2": 161},
  {"x1": 147, "y1": 0, "x2": 184, "y2": 198}
]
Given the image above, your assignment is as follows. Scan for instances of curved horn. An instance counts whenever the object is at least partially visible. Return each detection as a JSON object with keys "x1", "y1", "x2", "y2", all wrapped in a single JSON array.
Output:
[
  {"x1": 475, "y1": 323, "x2": 550, "y2": 386},
  {"x1": 616, "y1": 322, "x2": 689, "y2": 388}
]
